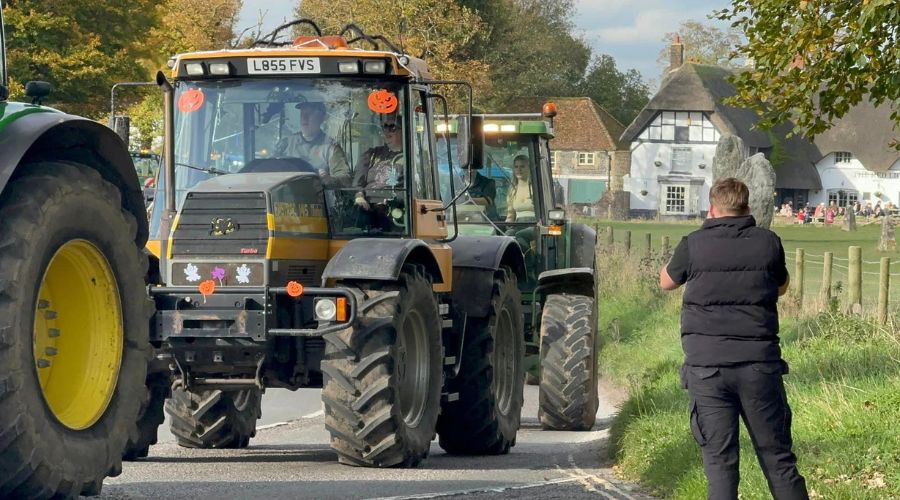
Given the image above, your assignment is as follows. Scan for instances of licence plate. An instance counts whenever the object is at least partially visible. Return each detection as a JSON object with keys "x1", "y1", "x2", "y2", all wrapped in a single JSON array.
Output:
[{"x1": 247, "y1": 57, "x2": 321, "y2": 75}]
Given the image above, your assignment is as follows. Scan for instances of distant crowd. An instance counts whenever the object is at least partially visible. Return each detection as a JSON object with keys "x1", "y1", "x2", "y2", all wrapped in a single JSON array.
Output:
[{"x1": 778, "y1": 200, "x2": 897, "y2": 225}]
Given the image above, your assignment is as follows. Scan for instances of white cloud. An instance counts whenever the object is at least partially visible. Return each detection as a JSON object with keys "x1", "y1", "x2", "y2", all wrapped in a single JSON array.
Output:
[
  {"x1": 573, "y1": 0, "x2": 640, "y2": 19},
  {"x1": 592, "y1": 8, "x2": 693, "y2": 44}
]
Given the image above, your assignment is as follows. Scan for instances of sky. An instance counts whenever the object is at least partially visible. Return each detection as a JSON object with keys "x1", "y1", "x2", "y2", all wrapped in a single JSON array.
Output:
[{"x1": 237, "y1": 0, "x2": 732, "y2": 87}]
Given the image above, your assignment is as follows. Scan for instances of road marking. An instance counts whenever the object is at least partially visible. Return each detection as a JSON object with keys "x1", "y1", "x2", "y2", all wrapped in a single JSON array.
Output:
[
  {"x1": 365, "y1": 477, "x2": 582, "y2": 500},
  {"x1": 256, "y1": 409, "x2": 324, "y2": 431}
]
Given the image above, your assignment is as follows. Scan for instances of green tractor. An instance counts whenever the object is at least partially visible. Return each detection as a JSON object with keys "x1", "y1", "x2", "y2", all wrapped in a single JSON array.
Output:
[
  {"x1": 0, "y1": 6, "x2": 154, "y2": 498},
  {"x1": 439, "y1": 107, "x2": 600, "y2": 430}
]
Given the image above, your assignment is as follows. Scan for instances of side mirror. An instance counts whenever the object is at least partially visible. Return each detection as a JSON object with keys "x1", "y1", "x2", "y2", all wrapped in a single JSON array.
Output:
[
  {"x1": 455, "y1": 116, "x2": 471, "y2": 169},
  {"x1": 112, "y1": 115, "x2": 131, "y2": 146},
  {"x1": 25, "y1": 81, "x2": 52, "y2": 105}
]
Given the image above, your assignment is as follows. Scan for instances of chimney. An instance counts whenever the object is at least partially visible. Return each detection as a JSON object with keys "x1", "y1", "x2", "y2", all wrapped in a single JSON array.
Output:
[{"x1": 669, "y1": 34, "x2": 684, "y2": 72}]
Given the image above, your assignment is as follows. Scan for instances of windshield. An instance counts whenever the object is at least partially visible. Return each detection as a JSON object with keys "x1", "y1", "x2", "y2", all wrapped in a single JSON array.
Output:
[
  {"x1": 437, "y1": 133, "x2": 538, "y2": 224},
  {"x1": 150, "y1": 78, "x2": 410, "y2": 239}
]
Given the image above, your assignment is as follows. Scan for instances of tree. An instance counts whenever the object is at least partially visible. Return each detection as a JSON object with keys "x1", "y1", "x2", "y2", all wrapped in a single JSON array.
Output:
[
  {"x1": 577, "y1": 54, "x2": 650, "y2": 126},
  {"x1": 295, "y1": 0, "x2": 491, "y2": 108},
  {"x1": 715, "y1": 0, "x2": 900, "y2": 142},
  {"x1": 145, "y1": 0, "x2": 243, "y2": 66},
  {"x1": 656, "y1": 19, "x2": 743, "y2": 72},
  {"x1": 4, "y1": 0, "x2": 160, "y2": 117},
  {"x1": 459, "y1": 0, "x2": 592, "y2": 109}
]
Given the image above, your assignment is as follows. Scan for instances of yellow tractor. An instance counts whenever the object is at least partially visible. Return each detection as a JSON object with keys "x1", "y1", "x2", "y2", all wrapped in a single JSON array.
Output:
[{"x1": 134, "y1": 20, "x2": 528, "y2": 467}]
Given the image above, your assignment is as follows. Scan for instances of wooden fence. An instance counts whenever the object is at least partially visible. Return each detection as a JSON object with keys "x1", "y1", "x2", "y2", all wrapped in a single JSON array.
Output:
[{"x1": 597, "y1": 225, "x2": 899, "y2": 325}]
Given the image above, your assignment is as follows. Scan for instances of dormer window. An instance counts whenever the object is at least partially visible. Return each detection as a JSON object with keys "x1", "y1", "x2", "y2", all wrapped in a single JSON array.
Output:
[
  {"x1": 835, "y1": 152, "x2": 853, "y2": 164},
  {"x1": 639, "y1": 111, "x2": 720, "y2": 143}
]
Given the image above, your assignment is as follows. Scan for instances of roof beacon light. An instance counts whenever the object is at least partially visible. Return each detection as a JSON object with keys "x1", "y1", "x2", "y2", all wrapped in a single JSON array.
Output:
[
  {"x1": 185, "y1": 63, "x2": 205, "y2": 76},
  {"x1": 542, "y1": 101, "x2": 558, "y2": 119},
  {"x1": 338, "y1": 61, "x2": 359, "y2": 73},
  {"x1": 363, "y1": 60, "x2": 387, "y2": 74}
]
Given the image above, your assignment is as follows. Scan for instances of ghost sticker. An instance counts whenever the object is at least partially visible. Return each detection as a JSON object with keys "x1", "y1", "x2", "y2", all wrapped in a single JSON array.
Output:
[
  {"x1": 235, "y1": 264, "x2": 252, "y2": 284},
  {"x1": 183, "y1": 263, "x2": 201, "y2": 282},
  {"x1": 178, "y1": 88, "x2": 205, "y2": 113},
  {"x1": 367, "y1": 89, "x2": 398, "y2": 114}
]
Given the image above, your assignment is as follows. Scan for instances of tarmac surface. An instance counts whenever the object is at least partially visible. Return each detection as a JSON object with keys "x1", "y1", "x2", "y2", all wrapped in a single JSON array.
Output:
[{"x1": 97, "y1": 384, "x2": 654, "y2": 499}]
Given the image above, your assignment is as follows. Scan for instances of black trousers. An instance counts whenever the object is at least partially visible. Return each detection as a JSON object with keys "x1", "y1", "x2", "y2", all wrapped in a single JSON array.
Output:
[{"x1": 681, "y1": 362, "x2": 809, "y2": 500}]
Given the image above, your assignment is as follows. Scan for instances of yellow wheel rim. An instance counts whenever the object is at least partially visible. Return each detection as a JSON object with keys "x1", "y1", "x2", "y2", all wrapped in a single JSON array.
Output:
[{"x1": 33, "y1": 240, "x2": 123, "y2": 430}]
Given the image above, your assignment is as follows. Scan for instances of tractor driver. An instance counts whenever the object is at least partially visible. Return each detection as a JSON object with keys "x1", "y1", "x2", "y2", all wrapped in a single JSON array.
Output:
[{"x1": 276, "y1": 100, "x2": 351, "y2": 187}]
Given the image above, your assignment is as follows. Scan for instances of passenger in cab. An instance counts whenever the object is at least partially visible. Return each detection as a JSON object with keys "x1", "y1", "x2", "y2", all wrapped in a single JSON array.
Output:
[
  {"x1": 465, "y1": 167, "x2": 498, "y2": 220},
  {"x1": 351, "y1": 113, "x2": 406, "y2": 231},
  {"x1": 506, "y1": 155, "x2": 536, "y2": 222},
  {"x1": 276, "y1": 100, "x2": 351, "y2": 187}
]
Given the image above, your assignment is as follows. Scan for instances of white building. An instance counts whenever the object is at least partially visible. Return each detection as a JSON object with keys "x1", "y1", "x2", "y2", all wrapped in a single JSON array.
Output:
[
  {"x1": 620, "y1": 39, "x2": 822, "y2": 218},
  {"x1": 809, "y1": 102, "x2": 900, "y2": 209}
]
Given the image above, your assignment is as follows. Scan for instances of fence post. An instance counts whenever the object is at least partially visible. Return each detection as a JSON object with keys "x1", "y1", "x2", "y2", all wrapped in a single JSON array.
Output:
[
  {"x1": 819, "y1": 252, "x2": 833, "y2": 306},
  {"x1": 848, "y1": 246, "x2": 862, "y2": 310},
  {"x1": 606, "y1": 226, "x2": 614, "y2": 247},
  {"x1": 662, "y1": 235, "x2": 670, "y2": 256},
  {"x1": 645, "y1": 233, "x2": 652, "y2": 259},
  {"x1": 795, "y1": 248, "x2": 804, "y2": 305},
  {"x1": 624, "y1": 230, "x2": 631, "y2": 254},
  {"x1": 878, "y1": 257, "x2": 890, "y2": 325}
]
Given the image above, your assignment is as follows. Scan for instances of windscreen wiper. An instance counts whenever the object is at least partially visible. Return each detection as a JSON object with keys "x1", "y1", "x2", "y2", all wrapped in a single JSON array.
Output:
[{"x1": 176, "y1": 163, "x2": 228, "y2": 176}]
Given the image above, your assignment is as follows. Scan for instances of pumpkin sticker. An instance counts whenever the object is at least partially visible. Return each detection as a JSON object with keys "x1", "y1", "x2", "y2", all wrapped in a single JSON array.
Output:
[
  {"x1": 286, "y1": 281, "x2": 304, "y2": 298},
  {"x1": 198, "y1": 279, "x2": 216, "y2": 297},
  {"x1": 367, "y1": 89, "x2": 398, "y2": 114},
  {"x1": 178, "y1": 88, "x2": 205, "y2": 113}
]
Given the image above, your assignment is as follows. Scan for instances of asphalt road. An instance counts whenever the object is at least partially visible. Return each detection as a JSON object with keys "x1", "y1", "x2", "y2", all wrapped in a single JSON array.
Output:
[{"x1": 98, "y1": 385, "x2": 653, "y2": 500}]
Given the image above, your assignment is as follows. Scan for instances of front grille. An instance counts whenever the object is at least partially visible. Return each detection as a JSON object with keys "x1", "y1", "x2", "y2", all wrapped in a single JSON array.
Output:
[
  {"x1": 285, "y1": 263, "x2": 326, "y2": 287},
  {"x1": 172, "y1": 192, "x2": 268, "y2": 256}
]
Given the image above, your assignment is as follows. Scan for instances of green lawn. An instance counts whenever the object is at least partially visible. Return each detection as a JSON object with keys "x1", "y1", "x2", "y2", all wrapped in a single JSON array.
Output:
[
  {"x1": 597, "y1": 248, "x2": 900, "y2": 499},
  {"x1": 588, "y1": 218, "x2": 900, "y2": 312}
]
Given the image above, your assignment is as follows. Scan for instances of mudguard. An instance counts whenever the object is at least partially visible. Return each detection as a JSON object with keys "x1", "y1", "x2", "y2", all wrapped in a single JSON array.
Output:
[
  {"x1": 537, "y1": 267, "x2": 595, "y2": 298},
  {"x1": 322, "y1": 238, "x2": 444, "y2": 284},
  {"x1": 447, "y1": 235, "x2": 526, "y2": 318},
  {"x1": 0, "y1": 108, "x2": 147, "y2": 244}
]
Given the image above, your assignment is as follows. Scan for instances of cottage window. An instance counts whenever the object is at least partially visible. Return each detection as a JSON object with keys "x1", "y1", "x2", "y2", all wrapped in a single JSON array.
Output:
[
  {"x1": 639, "y1": 111, "x2": 720, "y2": 143},
  {"x1": 834, "y1": 152, "x2": 853, "y2": 164},
  {"x1": 671, "y1": 147, "x2": 692, "y2": 172},
  {"x1": 550, "y1": 151, "x2": 557, "y2": 169},
  {"x1": 578, "y1": 152, "x2": 595, "y2": 166},
  {"x1": 827, "y1": 189, "x2": 858, "y2": 207},
  {"x1": 664, "y1": 185, "x2": 687, "y2": 213}
]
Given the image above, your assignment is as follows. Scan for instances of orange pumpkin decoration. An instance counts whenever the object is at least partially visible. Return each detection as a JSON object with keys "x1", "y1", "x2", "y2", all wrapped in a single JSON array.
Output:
[
  {"x1": 286, "y1": 281, "x2": 304, "y2": 298},
  {"x1": 198, "y1": 279, "x2": 216, "y2": 296},
  {"x1": 178, "y1": 88, "x2": 205, "y2": 113},
  {"x1": 367, "y1": 89, "x2": 398, "y2": 114}
]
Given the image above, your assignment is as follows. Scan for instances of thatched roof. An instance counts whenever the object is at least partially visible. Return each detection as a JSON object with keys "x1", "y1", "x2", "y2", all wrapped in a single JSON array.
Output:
[
  {"x1": 814, "y1": 101, "x2": 900, "y2": 171},
  {"x1": 621, "y1": 63, "x2": 822, "y2": 190},
  {"x1": 504, "y1": 97, "x2": 628, "y2": 151}
]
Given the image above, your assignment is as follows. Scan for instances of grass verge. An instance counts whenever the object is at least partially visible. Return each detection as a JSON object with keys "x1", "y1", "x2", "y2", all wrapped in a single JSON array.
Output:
[{"x1": 599, "y1": 248, "x2": 900, "y2": 499}]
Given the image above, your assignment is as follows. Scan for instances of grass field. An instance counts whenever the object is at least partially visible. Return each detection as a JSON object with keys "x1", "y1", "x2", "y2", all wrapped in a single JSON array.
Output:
[
  {"x1": 596, "y1": 248, "x2": 900, "y2": 499},
  {"x1": 588, "y1": 217, "x2": 900, "y2": 312}
]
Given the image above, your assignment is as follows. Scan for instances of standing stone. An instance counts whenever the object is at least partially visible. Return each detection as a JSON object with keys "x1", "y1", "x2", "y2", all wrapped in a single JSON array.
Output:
[
  {"x1": 842, "y1": 208, "x2": 857, "y2": 232},
  {"x1": 712, "y1": 135, "x2": 777, "y2": 229},
  {"x1": 877, "y1": 215, "x2": 896, "y2": 252}
]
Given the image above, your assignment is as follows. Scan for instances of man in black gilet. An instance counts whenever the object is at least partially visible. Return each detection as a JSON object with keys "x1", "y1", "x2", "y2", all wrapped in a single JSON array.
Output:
[{"x1": 660, "y1": 178, "x2": 808, "y2": 500}]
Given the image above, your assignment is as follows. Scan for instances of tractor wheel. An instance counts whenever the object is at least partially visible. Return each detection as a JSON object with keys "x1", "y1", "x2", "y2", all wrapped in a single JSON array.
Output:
[
  {"x1": 165, "y1": 387, "x2": 261, "y2": 449},
  {"x1": 122, "y1": 376, "x2": 168, "y2": 460},
  {"x1": 322, "y1": 265, "x2": 442, "y2": 467},
  {"x1": 538, "y1": 294, "x2": 599, "y2": 431},
  {"x1": 437, "y1": 267, "x2": 524, "y2": 455},
  {"x1": 0, "y1": 162, "x2": 152, "y2": 497}
]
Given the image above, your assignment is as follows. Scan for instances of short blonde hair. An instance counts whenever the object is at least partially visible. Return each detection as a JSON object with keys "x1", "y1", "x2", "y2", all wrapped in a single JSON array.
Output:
[{"x1": 710, "y1": 177, "x2": 749, "y2": 213}]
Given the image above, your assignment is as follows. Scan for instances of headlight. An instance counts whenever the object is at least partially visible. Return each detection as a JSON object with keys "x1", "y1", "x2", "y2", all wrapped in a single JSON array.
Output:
[
  {"x1": 208, "y1": 63, "x2": 231, "y2": 75},
  {"x1": 184, "y1": 63, "x2": 205, "y2": 76},
  {"x1": 338, "y1": 61, "x2": 359, "y2": 73},
  {"x1": 363, "y1": 60, "x2": 387, "y2": 74},
  {"x1": 315, "y1": 298, "x2": 337, "y2": 321}
]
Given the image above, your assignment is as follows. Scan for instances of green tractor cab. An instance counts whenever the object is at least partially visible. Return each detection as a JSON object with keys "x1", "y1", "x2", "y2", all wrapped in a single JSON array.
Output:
[{"x1": 439, "y1": 109, "x2": 601, "y2": 430}]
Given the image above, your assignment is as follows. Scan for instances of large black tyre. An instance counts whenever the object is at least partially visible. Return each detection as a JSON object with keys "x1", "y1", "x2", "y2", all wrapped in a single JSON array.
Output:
[
  {"x1": 0, "y1": 162, "x2": 152, "y2": 498},
  {"x1": 122, "y1": 376, "x2": 168, "y2": 460},
  {"x1": 538, "y1": 294, "x2": 599, "y2": 431},
  {"x1": 322, "y1": 265, "x2": 442, "y2": 467},
  {"x1": 165, "y1": 387, "x2": 262, "y2": 449},
  {"x1": 437, "y1": 268, "x2": 524, "y2": 454}
]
